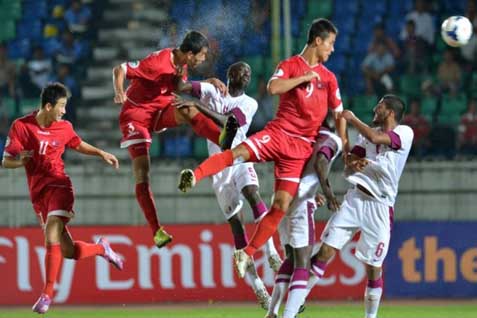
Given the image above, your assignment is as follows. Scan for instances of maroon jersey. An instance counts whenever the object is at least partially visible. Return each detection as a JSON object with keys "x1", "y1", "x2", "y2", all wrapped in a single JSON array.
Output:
[
  {"x1": 3, "y1": 112, "x2": 82, "y2": 202},
  {"x1": 268, "y1": 55, "x2": 342, "y2": 141},
  {"x1": 119, "y1": 48, "x2": 188, "y2": 127}
]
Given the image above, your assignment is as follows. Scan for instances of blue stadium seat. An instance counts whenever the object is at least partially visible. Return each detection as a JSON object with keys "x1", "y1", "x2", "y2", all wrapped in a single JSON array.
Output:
[
  {"x1": 163, "y1": 135, "x2": 192, "y2": 158},
  {"x1": 326, "y1": 54, "x2": 346, "y2": 74},
  {"x1": 7, "y1": 39, "x2": 31, "y2": 59}
]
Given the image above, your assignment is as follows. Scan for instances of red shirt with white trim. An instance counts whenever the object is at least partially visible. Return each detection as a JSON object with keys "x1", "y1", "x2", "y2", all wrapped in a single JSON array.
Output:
[
  {"x1": 119, "y1": 48, "x2": 187, "y2": 127},
  {"x1": 268, "y1": 55, "x2": 343, "y2": 140},
  {"x1": 3, "y1": 112, "x2": 81, "y2": 202}
]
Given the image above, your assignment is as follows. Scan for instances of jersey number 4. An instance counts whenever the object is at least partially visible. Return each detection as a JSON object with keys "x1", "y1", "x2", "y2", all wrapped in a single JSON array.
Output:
[{"x1": 39, "y1": 141, "x2": 49, "y2": 155}]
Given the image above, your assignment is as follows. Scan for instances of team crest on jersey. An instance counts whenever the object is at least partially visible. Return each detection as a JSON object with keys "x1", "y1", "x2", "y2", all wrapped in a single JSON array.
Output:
[
  {"x1": 273, "y1": 68, "x2": 284, "y2": 77},
  {"x1": 128, "y1": 61, "x2": 140, "y2": 68},
  {"x1": 51, "y1": 140, "x2": 60, "y2": 147}
]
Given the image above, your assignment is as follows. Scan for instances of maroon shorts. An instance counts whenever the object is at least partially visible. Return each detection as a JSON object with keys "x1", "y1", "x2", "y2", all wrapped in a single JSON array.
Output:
[{"x1": 32, "y1": 185, "x2": 75, "y2": 226}]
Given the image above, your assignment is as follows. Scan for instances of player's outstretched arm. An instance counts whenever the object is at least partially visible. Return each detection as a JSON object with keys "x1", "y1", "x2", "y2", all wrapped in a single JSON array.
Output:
[
  {"x1": 2, "y1": 150, "x2": 33, "y2": 169},
  {"x1": 112, "y1": 65, "x2": 127, "y2": 104},
  {"x1": 267, "y1": 71, "x2": 319, "y2": 95},
  {"x1": 333, "y1": 111, "x2": 349, "y2": 156},
  {"x1": 75, "y1": 141, "x2": 119, "y2": 169},
  {"x1": 173, "y1": 93, "x2": 227, "y2": 127},
  {"x1": 314, "y1": 154, "x2": 340, "y2": 211},
  {"x1": 340, "y1": 110, "x2": 392, "y2": 146},
  {"x1": 176, "y1": 78, "x2": 227, "y2": 96}
]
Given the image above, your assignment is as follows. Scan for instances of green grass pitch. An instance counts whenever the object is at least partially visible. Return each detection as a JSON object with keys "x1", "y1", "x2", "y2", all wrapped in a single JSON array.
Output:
[{"x1": 1, "y1": 301, "x2": 476, "y2": 318}]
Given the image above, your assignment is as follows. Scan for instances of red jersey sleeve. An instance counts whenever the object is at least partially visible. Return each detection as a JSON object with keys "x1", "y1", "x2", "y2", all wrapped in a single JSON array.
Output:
[
  {"x1": 269, "y1": 59, "x2": 293, "y2": 81},
  {"x1": 328, "y1": 73, "x2": 343, "y2": 112},
  {"x1": 3, "y1": 120, "x2": 25, "y2": 158},
  {"x1": 125, "y1": 51, "x2": 173, "y2": 81},
  {"x1": 64, "y1": 122, "x2": 82, "y2": 149}
]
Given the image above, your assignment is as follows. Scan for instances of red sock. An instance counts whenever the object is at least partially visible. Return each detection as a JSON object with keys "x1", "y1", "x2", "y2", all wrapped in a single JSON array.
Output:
[
  {"x1": 194, "y1": 149, "x2": 233, "y2": 182},
  {"x1": 244, "y1": 207, "x2": 285, "y2": 256},
  {"x1": 190, "y1": 112, "x2": 221, "y2": 144},
  {"x1": 73, "y1": 241, "x2": 104, "y2": 260},
  {"x1": 43, "y1": 244, "x2": 62, "y2": 298},
  {"x1": 136, "y1": 183, "x2": 160, "y2": 235}
]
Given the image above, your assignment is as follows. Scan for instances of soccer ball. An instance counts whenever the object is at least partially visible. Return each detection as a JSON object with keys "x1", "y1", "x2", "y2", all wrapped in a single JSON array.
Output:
[{"x1": 441, "y1": 16, "x2": 473, "y2": 47}]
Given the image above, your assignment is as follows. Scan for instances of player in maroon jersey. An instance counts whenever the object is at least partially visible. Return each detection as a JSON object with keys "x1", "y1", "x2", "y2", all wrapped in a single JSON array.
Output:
[
  {"x1": 178, "y1": 19, "x2": 349, "y2": 277},
  {"x1": 2, "y1": 83, "x2": 122, "y2": 314},
  {"x1": 112, "y1": 30, "x2": 228, "y2": 249}
]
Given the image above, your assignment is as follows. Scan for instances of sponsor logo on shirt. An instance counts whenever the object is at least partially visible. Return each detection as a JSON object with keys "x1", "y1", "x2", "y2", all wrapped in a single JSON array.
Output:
[{"x1": 37, "y1": 130, "x2": 50, "y2": 135}]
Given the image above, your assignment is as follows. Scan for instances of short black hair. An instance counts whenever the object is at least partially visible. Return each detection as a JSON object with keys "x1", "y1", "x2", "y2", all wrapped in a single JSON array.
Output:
[
  {"x1": 40, "y1": 82, "x2": 70, "y2": 108},
  {"x1": 382, "y1": 94, "x2": 406, "y2": 122},
  {"x1": 179, "y1": 30, "x2": 209, "y2": 54},
  {"x1": 307, "y1": 18, "x2": 338, "y2": 44}
]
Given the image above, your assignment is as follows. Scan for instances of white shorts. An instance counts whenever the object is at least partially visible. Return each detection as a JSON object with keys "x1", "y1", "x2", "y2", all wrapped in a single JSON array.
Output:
[
  {"x1": 279, "y1": 199, "x2": 316, "y2": 249},
  {"x1": 320, "y1": 188, "x2": 393, "y2": 267},
  {"x1": 212, "y1": 162, "x2": 259, "y2": 220}
]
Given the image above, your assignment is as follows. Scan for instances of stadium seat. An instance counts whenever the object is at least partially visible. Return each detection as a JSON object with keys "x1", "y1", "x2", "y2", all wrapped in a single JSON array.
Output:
[
  {"x1": 20, "y1": 98, "x2": 39, "y2": 115},
  {"x1": 399, "y1": 74, "x2": 422, "y2": 98},
  {"x1": 421, "y1": 96, "x2": 438, "y2": 121},
  {"x1": 2, "y1": 97, "x2": 17, "y2": 119},
  {"x1": 0, "y1": 20, "x2": 16, "y2": 42},
  {"x1": 352, "y1": 95, "x2": 378, "y2": 113},
  {"x1": 0, "y1": 1, "x2": 21, "y2": 20},
  {"x1": 244, "y1": 56, "x2": 264, "y2": 77},
  {"x1": 193, "y1": 137, "x2": 209, "y2": 159},
  {"x1": 163, "y1": 135, "x2": 192, "y2": 158},
  {"x1": 307, "y1": 0, "x2": 333, "y2": 18},
  {"x1": 149, "y1": 136, "x2": 161, "y2": 158},
  {"x1": 440, "y1": 94, "x2": 467, "y2": 117}
]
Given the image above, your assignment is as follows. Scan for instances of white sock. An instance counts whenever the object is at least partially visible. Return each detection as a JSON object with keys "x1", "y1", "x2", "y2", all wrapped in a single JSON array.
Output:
[
  {"x1": 282, "y1": 268, "x2": 309, "y2": 318},
  {"x1": 267, "y1": 281, "x2": 289, "y2": 316},
  {"x1": 264, "y1": 237, "x2": 279, "y2": 257},
  {"x1": 245, "y1": 262, "x2": 265, "y2": 291},
  {"x1": 303, "y1": 273, "x2": 320, "y2": 299},
  {"x1": 364, "y1": 286, "x2": 382, "y2": 318}
]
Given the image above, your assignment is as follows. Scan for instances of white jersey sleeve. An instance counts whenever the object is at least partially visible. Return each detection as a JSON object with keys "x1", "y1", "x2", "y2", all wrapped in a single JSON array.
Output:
[
  {"x1": 345, "y1": 125, "x2": 413, "y2": 206},
  {"x1": 199, "y1": 82, "x2": 223, "y2": 113}
]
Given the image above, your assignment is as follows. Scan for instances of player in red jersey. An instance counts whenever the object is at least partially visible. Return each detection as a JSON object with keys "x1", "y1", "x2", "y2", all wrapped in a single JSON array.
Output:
[
  {"x1": 112, "y1": 31, "x2": 227, "y2": 249},
  {"x1": 178, "y1": 19, "x2": 349, "y2": 277},
  {"x1": 2, "y1": 83, "x2": 122, "y2": 314}
]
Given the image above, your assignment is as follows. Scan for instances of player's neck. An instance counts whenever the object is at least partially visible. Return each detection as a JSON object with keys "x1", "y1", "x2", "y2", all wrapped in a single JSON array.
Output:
[
  {"x1": 35, "y1": 110, "x2": 53, "y2": 128},
  {"x1": 228, "y1": 86, "x2": 243, "y2": 97},
  {"x1": 300, "y1": 46, "x2": 320, "y2": 66},
  {"x1": 172, "y1": 49, "x2": 186, "y2": 67},
  {"x1": 382, "y1": 120, "x2": 397, "y2": 132}
]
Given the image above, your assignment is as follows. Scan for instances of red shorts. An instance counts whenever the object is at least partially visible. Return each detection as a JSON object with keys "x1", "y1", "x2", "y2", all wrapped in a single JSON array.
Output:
[
  {"x1": 32, "y1": 185, "x2": 75, "y2": 226},
  {"x1": 243, "y1": 123, "x2": 313, "y2": 192},
  {"x1": 119, "y1": 103, "x2": 177, "y2": 159}
]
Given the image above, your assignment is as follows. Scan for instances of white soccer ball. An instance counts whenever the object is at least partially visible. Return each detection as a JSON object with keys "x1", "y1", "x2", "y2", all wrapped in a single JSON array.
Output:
[{"x1": 441, "y1": 16, "x2": 473, "y2": 47}]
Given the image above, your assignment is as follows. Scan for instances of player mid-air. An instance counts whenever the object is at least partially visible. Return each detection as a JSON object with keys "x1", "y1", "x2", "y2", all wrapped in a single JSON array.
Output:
[
  {"x1": 177, "y1": 19, "x2": 348, "y2": 277},
  {"x1": 112, "y1": 30, "x2": 229, "y2": 249}
]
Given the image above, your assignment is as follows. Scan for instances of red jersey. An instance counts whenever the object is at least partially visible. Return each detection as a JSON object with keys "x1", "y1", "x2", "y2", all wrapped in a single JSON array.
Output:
[
  {"x1": 3, "y1": 112, "x2": 82, "y2": 202},
  {"x1": 119, "y1": 48, "x2": 188, "y2": 127},
  {"x1": 268, "y1": 55, "x2": 343, "y2": 140}
]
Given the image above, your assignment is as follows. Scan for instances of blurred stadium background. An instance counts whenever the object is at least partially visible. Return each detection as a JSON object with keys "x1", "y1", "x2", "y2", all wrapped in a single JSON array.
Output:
[{"x1": 0, "y1": 0, "x2": 476, "y2": 317}]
